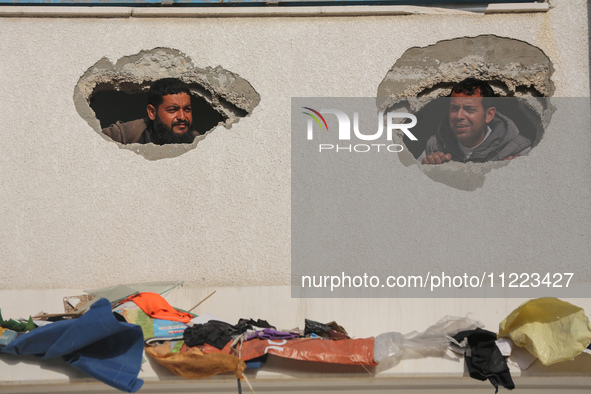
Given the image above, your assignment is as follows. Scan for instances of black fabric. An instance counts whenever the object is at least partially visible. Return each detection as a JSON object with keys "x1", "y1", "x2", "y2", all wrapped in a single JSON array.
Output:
[
  {"x1": 183, "y1": 318, "x2": 277, "y2": 350},
  {"x1": 236, "y1": 318, "x2": 274, "y2": 331},
  {"x1": 304, "y1": 319, "x2": 332, "y2": 337},
  {"x1": 183, "y1": 320, "x2": 236, "y2": 349},
  {"x1": 453, "y1": 328, "x2": 515, "y2": 393}
]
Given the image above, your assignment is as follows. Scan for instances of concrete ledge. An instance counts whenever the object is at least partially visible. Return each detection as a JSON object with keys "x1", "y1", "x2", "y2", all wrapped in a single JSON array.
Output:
[
  {"x1": 0, "y1": 3, "x2": 549, "y2": 18},
  {"x1": 131, "y1": 5, "x2": 473, "y2": 18},
  {"x1": 0, "y1": 6, "x2": 132, "y2": 17},
  {"x1": 0, "y1": 287, "x2": 589, "y2": 392},
  {"x1": 485, "y1": 3, "x2": 550, "y2": 14},
  {"x1": 1, "y1": 376, "x2": 591, "y2": 394}
]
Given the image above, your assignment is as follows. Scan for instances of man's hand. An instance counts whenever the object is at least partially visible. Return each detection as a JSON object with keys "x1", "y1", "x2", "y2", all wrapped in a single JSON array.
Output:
[
  {"x1": 503, "y1": 155, "x2": 518, "y2": 161},
  {"x1": 422, "y1": 151, "x2": 452, "y2": 165}
]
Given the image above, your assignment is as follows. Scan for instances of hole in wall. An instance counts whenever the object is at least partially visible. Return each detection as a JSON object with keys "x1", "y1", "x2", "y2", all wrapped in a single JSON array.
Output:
[
  {"x1": 377, "y1": 35, "x2": 555, "y2": 191},
  {"x1": 89, "y1": 88, "x2": 225, "y2": 135},
  {"x1": 74, "y1": 47, "x2": 260, "y2": 160}
]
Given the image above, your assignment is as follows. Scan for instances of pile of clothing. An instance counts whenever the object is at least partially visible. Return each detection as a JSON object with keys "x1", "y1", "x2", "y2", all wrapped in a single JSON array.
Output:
[
  {"x1": 115, "y1": 294, "x2": 376, "y2": 381},
  {"x1": 1, "y1": 289, "x2": 590, "y2": 394}
]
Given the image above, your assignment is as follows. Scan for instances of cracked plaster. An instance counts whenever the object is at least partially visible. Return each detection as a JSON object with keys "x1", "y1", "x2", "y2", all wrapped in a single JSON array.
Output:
[{"x1": 74, "y1": 47, "x2": 260, "y2": 160}]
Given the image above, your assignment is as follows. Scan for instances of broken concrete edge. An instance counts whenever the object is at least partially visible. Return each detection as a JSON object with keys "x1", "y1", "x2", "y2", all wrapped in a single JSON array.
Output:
[
  {"x1": 420, "y1": 160, "x2": 506, "y2": 192},
  {"x1": 377, "y1": 35, "x2": 555, "y2": 106},
  {"x1": 123, "y1": 138, "x2": 203, "y2": 161},
  {"x1": 0, "y1": 3, "x2": 549, "y2": 18},
  {"x1": 74, "y1": 47, "x2": 260, "y2": 160},
  {"x1": 385, "y1": 129, "x2": 507, "y2": 191}
]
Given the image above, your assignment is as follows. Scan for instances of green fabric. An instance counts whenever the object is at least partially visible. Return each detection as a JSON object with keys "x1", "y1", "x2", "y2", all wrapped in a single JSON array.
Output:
[{"x1": 0, "y1": 311, "x2": 37, "y2": 332}]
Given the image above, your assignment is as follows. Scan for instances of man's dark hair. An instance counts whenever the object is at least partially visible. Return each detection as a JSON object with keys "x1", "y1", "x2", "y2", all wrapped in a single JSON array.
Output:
[
  {"x1": 450, "y1": 78, "x2": 497, "y2": 109},
  {"x1": 148, "y1": 78, "x2": 192, "y2": 108}
]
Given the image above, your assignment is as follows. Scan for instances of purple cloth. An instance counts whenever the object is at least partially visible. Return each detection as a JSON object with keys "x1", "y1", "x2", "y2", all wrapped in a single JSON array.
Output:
[{"x1": 245, "y1": 328, "x2": 299, "y2": 341}]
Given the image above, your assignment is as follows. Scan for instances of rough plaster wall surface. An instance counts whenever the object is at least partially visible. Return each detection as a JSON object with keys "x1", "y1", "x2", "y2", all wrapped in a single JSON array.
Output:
[
  {"x1": 377, "y1": 35, "x2": 555, "y2": 100},
  {"x1": 0, "y1": 0, "x2": 589, "y2": 289}
]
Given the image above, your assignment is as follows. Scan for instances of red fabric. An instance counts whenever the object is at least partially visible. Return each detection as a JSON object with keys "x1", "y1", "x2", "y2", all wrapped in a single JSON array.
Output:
[
  {"x1": 200, "y1": 337, "x2": 377, "y2": 366},
  {"x1": 126, "y1": 292, "x2": 193, "y2": 323}
]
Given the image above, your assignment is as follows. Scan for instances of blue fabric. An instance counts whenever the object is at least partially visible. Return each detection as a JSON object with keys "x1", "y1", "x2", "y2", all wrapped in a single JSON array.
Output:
[
  {"x1": 1, "y1": 298, "x2": 144, "y2": 392},
  {"x1": 245, "y1": 354, "x2": 268, "y2": 369}
]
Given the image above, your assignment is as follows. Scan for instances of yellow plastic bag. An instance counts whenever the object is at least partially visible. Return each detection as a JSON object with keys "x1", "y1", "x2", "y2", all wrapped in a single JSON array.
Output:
[{"x1": 499, "y1": 298, "x2": 591, "y2": 365}]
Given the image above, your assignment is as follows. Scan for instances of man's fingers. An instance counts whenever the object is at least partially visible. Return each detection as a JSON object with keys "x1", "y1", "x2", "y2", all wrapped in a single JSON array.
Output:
[
  {"x1": 434, "y1": 152, "x2": 452, "y2": 164},
  {"x1": 422, "y1": 155, "x2": 434, "y2": 164},
  {"x1": 427, "y1": 154, "x2": 435, "y2": 164},
  {"x1": 423, "y1": 152, "x2": 450, "y2": 165}
]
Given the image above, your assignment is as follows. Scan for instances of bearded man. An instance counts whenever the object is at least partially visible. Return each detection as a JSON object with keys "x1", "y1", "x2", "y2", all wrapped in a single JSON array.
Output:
[{"x1": 102, "y1": 78, "x2": 199, "y2": 145}]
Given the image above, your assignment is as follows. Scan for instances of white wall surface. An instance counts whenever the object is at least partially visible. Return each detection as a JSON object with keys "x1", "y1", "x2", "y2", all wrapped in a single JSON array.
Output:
[
  {"x1": 1, "y1": 2, "x2": 590, "y2": 389},
  {"x1": 1, "y1": 1, "x2": 591, "y2": 390},
  {"x1": 1, "y1": 1, "x2": 588, "y2": 290}
]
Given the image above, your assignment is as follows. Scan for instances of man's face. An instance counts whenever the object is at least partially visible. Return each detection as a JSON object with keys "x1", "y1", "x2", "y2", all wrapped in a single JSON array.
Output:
[
  {"x1": 448, "y1": 91, "x2": 496, "y2": 148},
  {"x1": 147, "y1": 93, "x2": 194, "y2": 143}
]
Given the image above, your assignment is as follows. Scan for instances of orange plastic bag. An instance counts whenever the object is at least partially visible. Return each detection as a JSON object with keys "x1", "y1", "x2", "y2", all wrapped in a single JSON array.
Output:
[
  {"x1": 202, "y1": 337, "x2": 377, "y2": 366},
  {"x1": 126, "y1": 292, "x2": 193, "y2": 323}
]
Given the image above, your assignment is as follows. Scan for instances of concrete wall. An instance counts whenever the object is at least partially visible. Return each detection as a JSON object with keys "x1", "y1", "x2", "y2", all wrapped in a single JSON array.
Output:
[
  {"x1": 0, "y1": 0, "x2": 589, "y2": 291},
  {"x1": 1, "y1": 1, "x2": 591, "y2": 390}
]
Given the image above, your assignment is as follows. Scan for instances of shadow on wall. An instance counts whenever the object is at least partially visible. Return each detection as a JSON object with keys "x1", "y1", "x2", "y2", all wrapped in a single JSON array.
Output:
[
  {"x1": 377, "y1": 35, "x2": 555, "y2": 191},
  {"x1": 74, "y1": 48, "x2": 260, "y2": 161}
]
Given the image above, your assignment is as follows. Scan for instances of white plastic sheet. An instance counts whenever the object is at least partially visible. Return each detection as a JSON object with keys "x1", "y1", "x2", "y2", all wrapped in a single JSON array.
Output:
[{"x1": 374, "y1": 315, "x2": 482, "y2": 365}]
